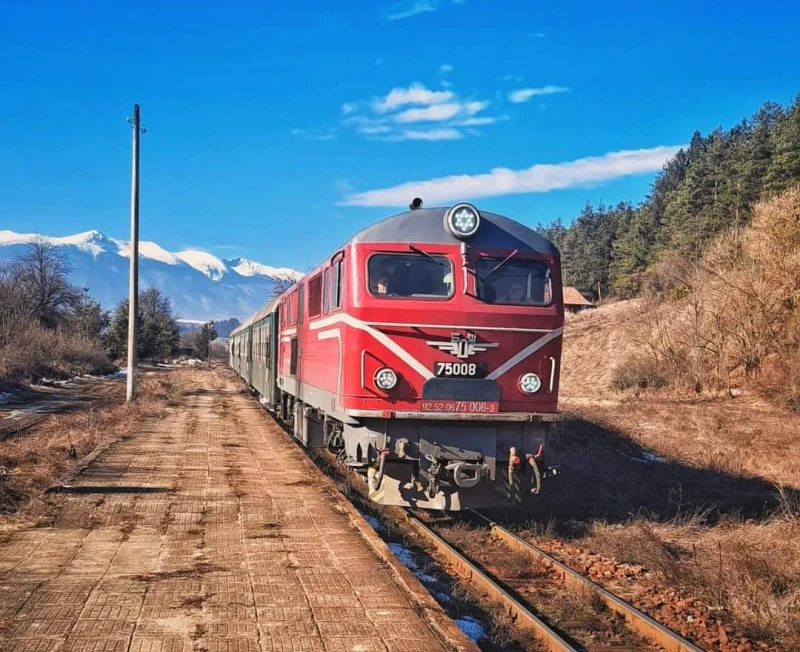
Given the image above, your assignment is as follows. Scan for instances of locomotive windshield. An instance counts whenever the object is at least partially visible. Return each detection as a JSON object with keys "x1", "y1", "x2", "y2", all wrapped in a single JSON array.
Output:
[
  {"x1": 476, "y1": 259, "x2": 552, "y2": 305},
  {"x1": 368, "y1": 253, "x2": 454, "y2": 299}
]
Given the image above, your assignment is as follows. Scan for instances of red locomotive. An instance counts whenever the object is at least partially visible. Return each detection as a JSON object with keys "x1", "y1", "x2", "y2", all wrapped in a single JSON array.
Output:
[{"x1": 230, "y1": 200, "x2": 563, "y2": 510}]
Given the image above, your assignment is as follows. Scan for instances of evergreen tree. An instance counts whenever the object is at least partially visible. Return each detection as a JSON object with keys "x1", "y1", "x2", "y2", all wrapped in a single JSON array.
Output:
[
  {"x1": 105, "y1": 287, "x2": 180, "y2": 362},
  {"x1": 192, "y1": 322, "x2": 218, "y2": 361},
  {"x1": 71, "y1": 289, "x2": 110, "y2": 339},
  {"x1": 764, "y1": 93, "x2": 800, "y2": 195}
]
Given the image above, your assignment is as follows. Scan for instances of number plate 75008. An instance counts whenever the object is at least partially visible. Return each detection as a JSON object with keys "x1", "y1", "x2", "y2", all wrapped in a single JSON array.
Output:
[{"x1": 433, "y1": 361, "x2": 488, "y2": 378}]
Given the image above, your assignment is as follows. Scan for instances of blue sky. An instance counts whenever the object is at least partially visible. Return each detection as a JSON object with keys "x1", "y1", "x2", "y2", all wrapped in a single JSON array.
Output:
[{"x1": 1, "y1": 0, "x2": 798, "y2": 271}]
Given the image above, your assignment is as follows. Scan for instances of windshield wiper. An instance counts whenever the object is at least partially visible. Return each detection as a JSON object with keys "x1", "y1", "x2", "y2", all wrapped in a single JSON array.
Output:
[
  {"x1": 409, "y1": 243, "x2": 448, "y2": 267},
  {"x1": 479, "y1": 249, "x2": 519, "y2": 283}
]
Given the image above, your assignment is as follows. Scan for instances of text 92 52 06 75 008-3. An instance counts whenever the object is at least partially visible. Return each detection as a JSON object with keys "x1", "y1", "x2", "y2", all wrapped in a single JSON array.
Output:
[{"x1": 419, "y1": 400, "x2": 499, "y2": 414}]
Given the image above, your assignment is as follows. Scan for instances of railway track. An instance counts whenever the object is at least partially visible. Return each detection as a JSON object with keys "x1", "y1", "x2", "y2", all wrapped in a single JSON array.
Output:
[
  {"x1": 313, "y1": 447, "x2": 705, "y2": 652},
  {"x1": 405, "y1": 508, "x2": 704, "y2": 652},
  {"x1": 467, "y1": 511, "x2": 703, "y2": 652}
]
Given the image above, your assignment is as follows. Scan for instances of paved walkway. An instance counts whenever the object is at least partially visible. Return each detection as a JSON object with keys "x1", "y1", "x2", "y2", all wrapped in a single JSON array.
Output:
[{"x1": 0, "y1": 370, "x2": 466, "y2": 652}]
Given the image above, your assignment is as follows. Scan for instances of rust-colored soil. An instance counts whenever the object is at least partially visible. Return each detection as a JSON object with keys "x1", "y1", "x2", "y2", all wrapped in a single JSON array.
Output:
[{"x1": 0, "y1": 368, "x2": 467, "y2": 652}]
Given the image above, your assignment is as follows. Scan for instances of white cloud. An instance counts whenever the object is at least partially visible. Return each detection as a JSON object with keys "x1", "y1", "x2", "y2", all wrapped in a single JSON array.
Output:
[
  {"x1": 438, "y1": 64, "x2": 453, "y2": 74},
  {"x1": 394, "y1": 103, "x2": 462, "y2": 123},
  {"x1": 342, "y1": 81, "x2": 496, "y2": 141},
  {"x1": 385, "y1": 0, "x2": 438, "y2": 20},
  {"x1": 373, "y1": 82, "x2": 453, "y2": 113},
  {"x1": 451, "y1": 116, "x2": 502, "y2": 126},
  {"x1": 340, "y1": 145, "x2": 684, "y2": 206},
  {"x1": 401, "y1": 128, "x2": 463, "y2": 141},
  {"x1": 508, "y1": 85, "x2": 570, "y2": 103},
  {"x1": 383, "y1": 0, "x2": 464, "y2": 19},
  {"x1": 528, "y1": 31, "x2": 547, "y2": 38}
]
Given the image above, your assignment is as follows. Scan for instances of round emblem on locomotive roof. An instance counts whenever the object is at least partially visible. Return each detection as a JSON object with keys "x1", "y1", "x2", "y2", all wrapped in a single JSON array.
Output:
[{"x1": 444, "y1": 203, "x2": 481, "y2": 239}]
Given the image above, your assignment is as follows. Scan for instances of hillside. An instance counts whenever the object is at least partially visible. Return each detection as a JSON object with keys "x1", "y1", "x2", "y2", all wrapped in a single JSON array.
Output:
[{"x1": 0, "y1": 230, "x2": 301, "y2": 321}]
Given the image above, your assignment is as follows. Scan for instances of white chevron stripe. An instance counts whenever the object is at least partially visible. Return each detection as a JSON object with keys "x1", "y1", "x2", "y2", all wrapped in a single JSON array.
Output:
[
  {"x1": 310, "y1": 314, "x2": 561, "y2": 384},
  {"x1": 313, "y1": 314, "x2": 433, "y2": 380},
  {"x1": 486, "y1": 327, "x2": 563, "y2": 380}
]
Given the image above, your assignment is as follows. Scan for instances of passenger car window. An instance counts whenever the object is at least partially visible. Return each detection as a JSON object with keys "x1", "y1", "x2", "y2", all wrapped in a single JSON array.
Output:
[
  {"x1": 368, "y1": 253, "x2": 453, "y2": 299},
  {"x1": 476, "y1": 259, "x2": 551, "y2": 305}
]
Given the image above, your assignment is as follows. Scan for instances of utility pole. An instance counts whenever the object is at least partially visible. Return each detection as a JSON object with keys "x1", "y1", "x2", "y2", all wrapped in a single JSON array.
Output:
[
  {"x1": 126, "y1": 104, "x2": 143, "y2": 401},
  {"x1": 207, "y1": 320, "x2": 212, "y2": 368}
]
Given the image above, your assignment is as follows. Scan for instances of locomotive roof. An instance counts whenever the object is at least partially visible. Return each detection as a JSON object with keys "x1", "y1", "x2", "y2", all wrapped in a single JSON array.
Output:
[
  {"x1": 345, "y1": 207, "x2": 560, "y2": 256},
  {"x1": 230, "y1": 296, "x2": 279, "y2": 337}
]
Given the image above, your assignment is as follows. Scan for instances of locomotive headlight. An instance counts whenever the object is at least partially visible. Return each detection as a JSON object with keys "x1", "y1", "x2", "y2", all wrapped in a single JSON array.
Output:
[
  {"x1": 518, "y1": 372, "x2": 542, "y2": 395},
  {"x1": 445, "y1": 203, "x2": 481, "y2": 239},
  {"x1": 374, "y1": 367, "x2": 398, "y2": 391}
]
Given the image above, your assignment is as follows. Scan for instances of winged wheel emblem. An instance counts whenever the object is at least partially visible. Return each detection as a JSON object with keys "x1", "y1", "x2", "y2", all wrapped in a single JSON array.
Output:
[{"x1": 426, "y1": 333, "x2": 499, "y2": 359}]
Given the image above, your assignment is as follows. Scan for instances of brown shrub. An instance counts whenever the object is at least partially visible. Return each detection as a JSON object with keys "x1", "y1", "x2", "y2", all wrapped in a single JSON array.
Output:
[
  {"x1": 755, "y1": 354, "x2": 800, "y2": 413},
  {"x1": 0, "y1": 323, "x2": 114, "y2": 385},
  {"x1": 611, "y1": 353, "x2": 668, "y2": 390},
  {"x1": 617, "y1": 187, "x2": 800, "y2": 399}
]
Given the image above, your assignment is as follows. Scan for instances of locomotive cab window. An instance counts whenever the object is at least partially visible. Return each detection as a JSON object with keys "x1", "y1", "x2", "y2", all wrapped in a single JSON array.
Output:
[
  {"x1": 368, "y1": 253, "x2": 453, "y2": 299},
  {"x1": 331, "y1": 256, "x2": 344, "y2": 310},
  {"x1": 476, "y1": 258, "x2": 552, "y2": 305}
]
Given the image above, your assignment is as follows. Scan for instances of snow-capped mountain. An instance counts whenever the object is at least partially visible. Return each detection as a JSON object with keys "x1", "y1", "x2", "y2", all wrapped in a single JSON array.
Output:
[{"x1": 0, "y1": 229, "x2": 302, "y2": 321}]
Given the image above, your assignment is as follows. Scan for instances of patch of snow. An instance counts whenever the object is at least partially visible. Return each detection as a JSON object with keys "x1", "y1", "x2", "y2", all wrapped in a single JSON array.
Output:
[
  {"x1": 175, "y1": 250, "x2": 228, "y2": 280},
  {"x1": 117, "y1": 240, "x2": 182, "y2": 265},
  {"x1": 3, "y1": 400, "x2": 74, "y2": 419},
  {"x1": 622, "y1": 450, "x2": 668, "y2": 465},
  {"x1": 454, "y1": 616, "x2": 487, "y2": 643},
  {"x1": 227, "y1": 257, "x2": 302, "y2": 281}
]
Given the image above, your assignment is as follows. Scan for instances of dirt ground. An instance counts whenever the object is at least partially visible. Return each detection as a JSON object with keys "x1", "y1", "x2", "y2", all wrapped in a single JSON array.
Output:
[
  {"x1": 509, "y1": 301, "x2": 800, "y2": 649},
  {"x1": 0, "y1": 367, "x2": 472, "y2": 652}
]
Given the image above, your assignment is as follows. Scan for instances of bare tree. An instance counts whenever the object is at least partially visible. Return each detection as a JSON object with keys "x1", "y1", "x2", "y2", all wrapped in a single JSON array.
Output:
[
  {"x1": 14, "y1": 238, "x2": 79, "y2": 329},
  {"x1": 0, "y1": 263, "x2": 33, "y2": 348},
  {"x1": 270, "y1": 277, "x2": 296, "y2": 300}
]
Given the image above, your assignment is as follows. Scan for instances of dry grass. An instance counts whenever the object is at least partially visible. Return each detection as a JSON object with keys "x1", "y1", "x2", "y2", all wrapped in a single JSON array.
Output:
[
  {"x1": 583, "y1": 509, "x2": 800, "y2": 644},
  {"x1": 0, "y1": 369, "x2": 182, "y2": 531},
  {"x1": 0, "y1": 323, "x2": 114, "y2": 386}
]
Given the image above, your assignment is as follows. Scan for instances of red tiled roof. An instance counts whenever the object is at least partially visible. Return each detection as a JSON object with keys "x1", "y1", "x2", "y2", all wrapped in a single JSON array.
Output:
[{"x1": 563, "y1": 286, "x2": 594, "y2": 306}]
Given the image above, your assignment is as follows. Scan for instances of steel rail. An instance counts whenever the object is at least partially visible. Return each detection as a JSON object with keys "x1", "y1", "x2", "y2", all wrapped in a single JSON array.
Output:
[
  {"x1": 402, "y1": 510, "x2": 578, "y2": 652},
  {"x1": 469, "y1": 510, "x2": 704, "y2": 652}
]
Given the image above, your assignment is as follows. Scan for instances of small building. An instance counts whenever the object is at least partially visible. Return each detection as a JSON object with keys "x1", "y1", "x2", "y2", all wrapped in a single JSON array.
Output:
[{"x1": 563, "y1": 286, "x2": 594, "y2": 313}]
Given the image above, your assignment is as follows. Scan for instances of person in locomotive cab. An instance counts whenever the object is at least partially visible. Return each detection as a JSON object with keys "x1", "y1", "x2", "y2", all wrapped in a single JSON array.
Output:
[
  {"x1": 502, "y1": 280, "x2": 528, "y2": 303},
  {"x1": 376, "y1": 273, "x2": 391, "y2": 295}
]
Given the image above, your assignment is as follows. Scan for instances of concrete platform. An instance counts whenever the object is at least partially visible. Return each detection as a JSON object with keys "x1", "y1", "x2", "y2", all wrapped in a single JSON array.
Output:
[{"x1": 0, "y1": 369, "x2": 477, "y2": 652}]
